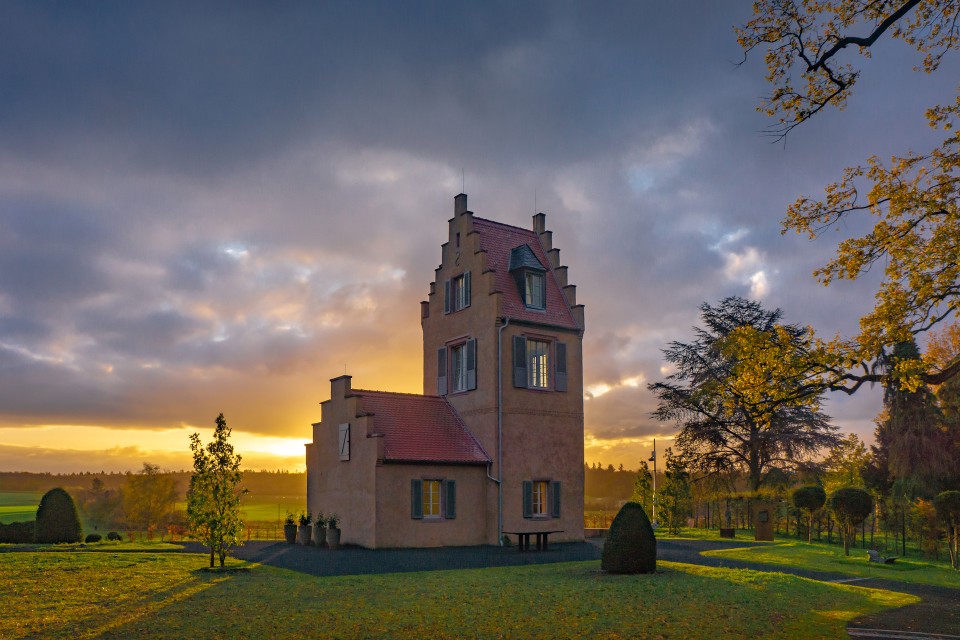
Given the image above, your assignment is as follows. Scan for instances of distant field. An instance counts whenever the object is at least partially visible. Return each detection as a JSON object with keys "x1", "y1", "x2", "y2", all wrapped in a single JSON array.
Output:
[{"x1": 0, "y1": 492, "x2": 43, "y2": 524}]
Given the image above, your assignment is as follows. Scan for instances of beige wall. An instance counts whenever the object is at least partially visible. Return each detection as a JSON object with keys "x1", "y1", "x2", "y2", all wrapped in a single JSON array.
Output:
[
  {"x1": 374, "y1": 464, "x2": 489, "y2": 548},
  {"x1": 421, "y1": 196, "x2": 585, "y2": 545}
]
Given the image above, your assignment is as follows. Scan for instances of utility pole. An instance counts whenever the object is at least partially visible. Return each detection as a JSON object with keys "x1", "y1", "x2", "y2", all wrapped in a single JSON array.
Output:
[{"x1": 648, "y1": 438, "x2": 658, "y2": 527}]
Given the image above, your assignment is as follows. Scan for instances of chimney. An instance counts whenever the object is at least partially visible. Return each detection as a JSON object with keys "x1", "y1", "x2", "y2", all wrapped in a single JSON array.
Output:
[
  {"x1": 455, "y1": 193, "x2": 468, "y2": 216},
  {"x1": 331, "y1": 375, "x2": 352, "y2": 399},
  {"x1": 533, "y1": 212, "x2": 546, "y2": 234}
]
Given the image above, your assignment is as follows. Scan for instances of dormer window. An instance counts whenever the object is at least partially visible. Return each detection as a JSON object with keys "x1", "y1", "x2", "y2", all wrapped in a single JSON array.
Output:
[
  {"x1": 524, "y1": 271, "x2": 545, "y2": 310},
  {"x1": 509, "y1": 244, "x2": 547, "y2": 311}
]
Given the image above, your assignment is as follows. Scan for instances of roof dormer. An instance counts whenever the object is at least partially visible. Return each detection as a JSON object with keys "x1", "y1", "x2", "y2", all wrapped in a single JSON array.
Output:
[{"x1": 509, "y1": 244, "x2": 547, "y2": 311}]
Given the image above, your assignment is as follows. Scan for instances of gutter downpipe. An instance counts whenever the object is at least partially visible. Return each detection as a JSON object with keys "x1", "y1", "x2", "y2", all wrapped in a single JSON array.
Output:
[{"x1": 496, "y1": 316, "x2": 510, "y2": 546}]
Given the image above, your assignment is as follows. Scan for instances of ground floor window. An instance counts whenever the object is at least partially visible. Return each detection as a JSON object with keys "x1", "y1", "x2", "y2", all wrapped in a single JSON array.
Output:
[
  {"x1": 522, "y1": 480, "x2": 561, "y2": 519},
  {"x1": 411, "y1": 479, "x2": 456, "y2": 520}
]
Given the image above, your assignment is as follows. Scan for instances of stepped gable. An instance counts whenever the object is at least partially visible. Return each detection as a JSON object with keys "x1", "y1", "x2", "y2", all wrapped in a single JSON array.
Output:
[
  {"x1": 354, "y1": 390, "x2": 490, "y2": 464},
  {"x1": 472, "y1": 217, "x2": 579, "y2": 329}
]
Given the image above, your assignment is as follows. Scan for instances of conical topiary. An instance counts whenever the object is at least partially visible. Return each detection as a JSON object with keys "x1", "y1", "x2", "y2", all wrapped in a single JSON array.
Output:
[
  {"x1": 35, "y1": 488, "x2": 82, "y2": 544},
  {"x1": 601, "y1": 501, "x2": 656, "y2": 574}
]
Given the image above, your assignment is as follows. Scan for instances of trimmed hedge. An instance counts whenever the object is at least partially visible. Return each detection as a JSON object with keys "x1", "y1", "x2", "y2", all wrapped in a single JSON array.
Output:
[
  {"x1": 85, "y1": 533, "x2": 102, "y2": 543},
  {"x1": 35, "y1": 488, "x2": 82, "y2": 544},
  {"x1": 0, "y1": 520, "x2": 35, "y2": 543},
  {"x1": 601, "y1": 502, "x2": 657, "y2": 574},
  {"x1": 107, "y1": 531, "x2": 122, "y2": 541}
]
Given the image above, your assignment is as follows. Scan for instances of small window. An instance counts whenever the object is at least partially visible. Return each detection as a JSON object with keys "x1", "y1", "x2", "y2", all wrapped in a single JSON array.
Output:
[
  {"x1": 524, "y1": 271, "x2": 545, "y2": 309},
  {"x1": 527, "y1": 339, "x2": 550, "y2": 389},
  {"x1": 523, "y1": 479, "x2": 561, "y2": 519},
  {"x1": 532, "y1": 481, "x2": 548, "y2": 516},
  {"x1": 444, "y1": 272, "x2": 471, "y2": 313},
  {"x1": 338, "y1": 423, "x2": 350, "y2": 461},
  {"x1": 423, "y1": 480, "x2": 442, "y2": 518},
  {"x1": 446, "y1": 339, "x2": 476, "y2": 394}
]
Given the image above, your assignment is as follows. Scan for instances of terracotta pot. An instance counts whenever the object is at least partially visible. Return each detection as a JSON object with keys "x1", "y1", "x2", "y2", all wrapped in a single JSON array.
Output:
[{"x1": 283, "y1": 523, "x2": 297, "y2": 544}]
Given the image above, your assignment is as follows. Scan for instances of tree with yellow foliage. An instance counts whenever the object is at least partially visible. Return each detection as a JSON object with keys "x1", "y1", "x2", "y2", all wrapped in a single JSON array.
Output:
[{"x1": 737, "y1": 0, "x2": 960, "y2": 393}]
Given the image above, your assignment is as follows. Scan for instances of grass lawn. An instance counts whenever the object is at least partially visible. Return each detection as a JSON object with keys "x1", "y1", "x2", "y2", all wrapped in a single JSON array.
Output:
[
  {"x1": 0, "y1": 550, "x2": 916, "y2": 639},
  {"x1": 704, "y1": 540, "x2": 960, "y2": 589},
  {"x1": 0, "y1": 492, "x2": 43, "y2": 524}
]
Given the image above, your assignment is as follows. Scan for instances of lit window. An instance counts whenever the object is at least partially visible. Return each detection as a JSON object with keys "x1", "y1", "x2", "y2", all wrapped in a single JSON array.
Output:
[
  {"x1": 524, "y1": 271, "x2": 545, "y2": 309},
  {"x1": 527, "y1": 339, "x2": 550, "y2": 389},
  {"x1": 423, "y1": 480, "x2": 442, "y2": 518},
  {"x1": 532, "y1": 481, "x2": 548, "y2": 516}
]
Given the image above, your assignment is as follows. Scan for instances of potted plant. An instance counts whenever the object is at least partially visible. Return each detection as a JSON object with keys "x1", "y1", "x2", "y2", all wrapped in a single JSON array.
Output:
[
  {"x1": 297, "y1": 511, "x2": 312, "y2": 545},
  {"x1": 283, "y1": 511, "x2": 297, "y2": 544},
  {"x1": 312, "y1": 510, "x2": 326, "y2": 547},
  {"x1": 326, "y1": 513, "x2": 341, "y2": 549}
]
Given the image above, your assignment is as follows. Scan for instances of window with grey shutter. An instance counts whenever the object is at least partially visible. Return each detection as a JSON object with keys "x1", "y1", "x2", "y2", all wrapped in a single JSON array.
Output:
[
  {"x1": 522, "y1": 480, "x2": 533, "y2": 519},
  {"x1": 551, "y1": 481, "x2": 561, "y2": 518},
  {"x1": 465, "y1": 339, "x2": 476, "y2": 391},
  {"x1": 338, "y1": 423, "x2": 350, "y2": 461},
  {"x1": 437, "y1": 347, "x2": 447, "y2": 395},
  {"x1": 444, "y1": 279, "x2": 451, "y2": 314},
  {"x1": 513, "y1": 336, "x2": 527, "y2": 388},
  {"x1": 463, "y1": 271, "x2": 471, "y2": 308},
  {"x1": 411, "y1": 480, "x2": 423, "y2": 519},
  {"x1": 555, "y1": 342, "x2": 567, "y2": 392},
  {"x1": 444, "y1": 480, "x2": 456, "y2": 519}
]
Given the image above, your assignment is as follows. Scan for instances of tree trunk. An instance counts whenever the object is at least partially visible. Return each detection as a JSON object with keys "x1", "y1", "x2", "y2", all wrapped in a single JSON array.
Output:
[{"x1": 209, "y1": 548, "x2": 214, "y2": 568}]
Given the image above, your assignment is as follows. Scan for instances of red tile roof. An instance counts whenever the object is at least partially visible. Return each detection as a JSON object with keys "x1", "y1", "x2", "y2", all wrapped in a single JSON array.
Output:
[
  {"x1": 472, "y1": 217, "x2": 579, "y2": 330},
  {"x1": 354, "y1": 390, "x2": 490, "y2": 465}
]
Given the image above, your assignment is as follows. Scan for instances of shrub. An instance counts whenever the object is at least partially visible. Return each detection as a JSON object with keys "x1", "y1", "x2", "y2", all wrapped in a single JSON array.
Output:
[
  {"x1": 792, "y1": 485, "x2": 827, "y2": 543},
  {"x1": 601, "y1": 502, "x2": 656, "y2": 574},
  {"x1": 85, "y1": 533, "x2": 102, "y2": 543},
  {"x1": 0, "y1": 520, "x2": 36, "y2": 543},
  {"x1": 829, "y1": 487, "x2": 872, "y2": 556},
  {"x1": 35, "y1": 488, "x2": 82, "y2": 544},
  {"x1": 107, "y1": 531, "x2": 122, "y2": 541}
]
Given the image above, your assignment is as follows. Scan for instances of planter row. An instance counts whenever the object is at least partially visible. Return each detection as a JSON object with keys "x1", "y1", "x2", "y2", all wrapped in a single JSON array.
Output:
[{"x1": 284, "y1": 523, "x2": 341, "y2": 549}]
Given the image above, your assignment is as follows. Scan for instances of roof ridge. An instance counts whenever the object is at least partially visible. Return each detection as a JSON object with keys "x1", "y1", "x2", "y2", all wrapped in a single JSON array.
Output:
[
  {"x1": 353, "y1": 389, "x2": 441, "y2": 400},
  {"x1": 473, "y1": 216, "x2": 536, "y2": 235}
]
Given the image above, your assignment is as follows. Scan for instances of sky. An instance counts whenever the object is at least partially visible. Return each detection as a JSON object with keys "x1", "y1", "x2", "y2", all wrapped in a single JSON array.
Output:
[{"x1": 0, "y1": 2, "x2": 956, "y2": 474}]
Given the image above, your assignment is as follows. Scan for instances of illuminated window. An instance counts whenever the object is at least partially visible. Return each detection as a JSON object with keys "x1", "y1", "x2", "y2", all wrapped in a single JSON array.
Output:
[
  {"x1": 527, "y1": 339, "x2": 550, "y2": 389},
  {"x1": 532, "y1": 481, "x2": 548, "y2": 516},
  {"x1": 423, "y1": 480, "x2": 442, "y2": 518},
  {"x1": 522, "y1": 480, "x2": 560, "y2": 518}
]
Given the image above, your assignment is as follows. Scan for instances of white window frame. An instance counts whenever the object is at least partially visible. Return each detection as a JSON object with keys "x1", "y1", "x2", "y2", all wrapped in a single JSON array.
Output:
[
  {"x1": 524, "y1": 271, "x2": 545, "y2": 310},
  {"x1": 451, "y1": 343, "x2": 468, "y2": 392},
  {"x1": 527, "y1": 339, "x2": 550, "y2": 389},
  {"x1": 423, "y1": 479, "x2": 443, "y2": 519},
  {"x1": 532, "y1": 480, "x2": 549, "y2": 517},
  {"x1": 452, "y1": 274, "x2": 468, "y2": 311}
]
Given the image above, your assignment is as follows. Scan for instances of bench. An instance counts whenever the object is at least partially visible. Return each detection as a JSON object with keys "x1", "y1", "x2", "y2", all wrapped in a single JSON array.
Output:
[
  {"x1": 867, "y1": 549, "x2": 897, "y2": 564},
  {"x1": 503, "y1": 530, "x2": 563, "y2": 552}
]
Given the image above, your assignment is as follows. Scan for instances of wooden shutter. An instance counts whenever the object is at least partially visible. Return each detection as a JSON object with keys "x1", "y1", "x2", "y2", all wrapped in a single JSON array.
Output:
[
  {"x1": 555, "y1": 342, "x2": 567, "y2": 392},
  {"x1": 463, "y1": 271, "x2": 471, "y2": 308},
  {"x1": 411, "y1": 480, "x2": 423, "y2": 519},
  {"x1": 437, "y1": 347, "x2": 447, "y2": 395},
  {"x1": 338, "y1": 423, "x2": 350, "y2": 461},
  {"x1": 444, "y1": 279, "x2": 451, "y2": 314},
  {"x1": 465, "y1": 339, "x2": 477, "y2": 391},
  {"x1": 551, "y1": 481, "x2": 561, "y2": 518},
  {"x1": 445, "y1": 480, "x2": 456, "y2": 519},
  {"x1": 522, "y1": 480, "x2": 533, "y2": 519},
  {"x1": 513, "y1": 336, "x2": 527, "y2": 388}
]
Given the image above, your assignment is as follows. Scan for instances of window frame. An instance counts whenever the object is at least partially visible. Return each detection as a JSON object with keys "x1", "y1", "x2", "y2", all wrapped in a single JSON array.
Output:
[
  {"x1": 422, "y1": 479, "x2": 443, "y2": 519},
  {"x1": 526, "y1": 338, "x2": 550, "y2": 389},
  {"x1": 444, "y1": 271, "x2": 471, "y2": 314},
  {"x1": 523, "y1": 270, "x2": 546, "y2": 310}
]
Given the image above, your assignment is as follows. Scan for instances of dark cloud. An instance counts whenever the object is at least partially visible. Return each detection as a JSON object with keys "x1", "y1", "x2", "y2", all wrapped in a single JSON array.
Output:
[{"x1": 0, "y1": 2, "x2": 955, "y2": 469}]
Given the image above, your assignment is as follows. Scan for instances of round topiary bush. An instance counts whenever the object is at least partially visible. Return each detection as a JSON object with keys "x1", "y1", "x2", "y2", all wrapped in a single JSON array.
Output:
[
  {"x1": 601, "y1": 502, "x2": 657, "y2": 574},
  {"x1": 34, "y1": 488, "x2": 82, "y2": 544},
  {"x1": 85, "y1": 533, "x2": 102, "y2": 543},
  {"x1": 107, "y1": 531, "x2": 122, "y2": 541}
]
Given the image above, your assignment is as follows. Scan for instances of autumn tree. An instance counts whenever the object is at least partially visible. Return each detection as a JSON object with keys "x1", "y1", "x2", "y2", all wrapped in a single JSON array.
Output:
[
  {"x1": 822, "y1": 433, "x2": 868, "y2": 493},
  {"x1": 630, "y1": 460, "x2": 654, "y2": 516},
  {"x1": 187, "y1": 413, "x2": 245, "y2": 568},
  {"x1": 649, "y1": 297, "x2": 840, "y2": 492},
  {"x1": 123, "y1": 463, "x2": 179, "y2": 539},
  {"x1": 737, "y1": 0, "x2": 960, "y2": 394}
]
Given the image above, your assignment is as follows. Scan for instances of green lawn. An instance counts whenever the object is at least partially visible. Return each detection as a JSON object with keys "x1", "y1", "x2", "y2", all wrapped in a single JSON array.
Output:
[
  {"x1": 0, "y1": 492, "x2": 43, "y2": 524},
  {"x1": 704, "y1": 540, "x2": 960, "y2": 589},
  {"x1": 0, "y1": 550, "x2": 916, "y2": 639}
]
